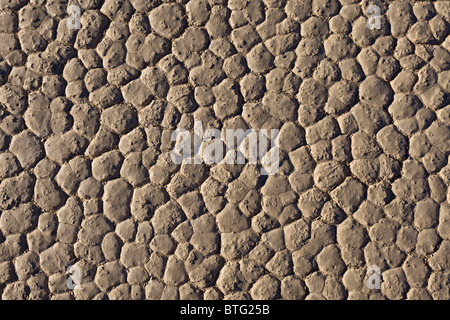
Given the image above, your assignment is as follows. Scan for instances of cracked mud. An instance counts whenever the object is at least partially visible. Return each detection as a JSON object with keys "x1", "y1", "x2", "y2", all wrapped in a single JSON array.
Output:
[{"x1": 0, "y1": 0, "x2": 449, "y2": 300}]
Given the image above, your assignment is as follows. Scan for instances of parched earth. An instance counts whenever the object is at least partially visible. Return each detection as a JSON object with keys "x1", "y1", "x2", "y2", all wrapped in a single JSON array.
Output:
[{"x1": 0, "y1": 0, "x2": 449, "y2": 300}]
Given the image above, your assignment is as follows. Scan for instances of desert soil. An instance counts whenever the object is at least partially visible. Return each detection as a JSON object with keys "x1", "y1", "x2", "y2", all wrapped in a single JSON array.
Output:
[{"x1": 0, "y1": 0, "x2": 449, "y2": 300}]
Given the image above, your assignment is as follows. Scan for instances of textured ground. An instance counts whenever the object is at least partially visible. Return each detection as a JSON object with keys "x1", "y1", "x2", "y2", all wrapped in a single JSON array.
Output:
[{"x1": 0, "y1": 0, "x2": 449, "y2": 300}]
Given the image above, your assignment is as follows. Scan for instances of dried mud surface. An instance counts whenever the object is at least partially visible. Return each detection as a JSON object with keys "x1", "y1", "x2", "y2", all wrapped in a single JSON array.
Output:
[{"x1": 0, "y1": 0, "x2": 449, "y2": 300}]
